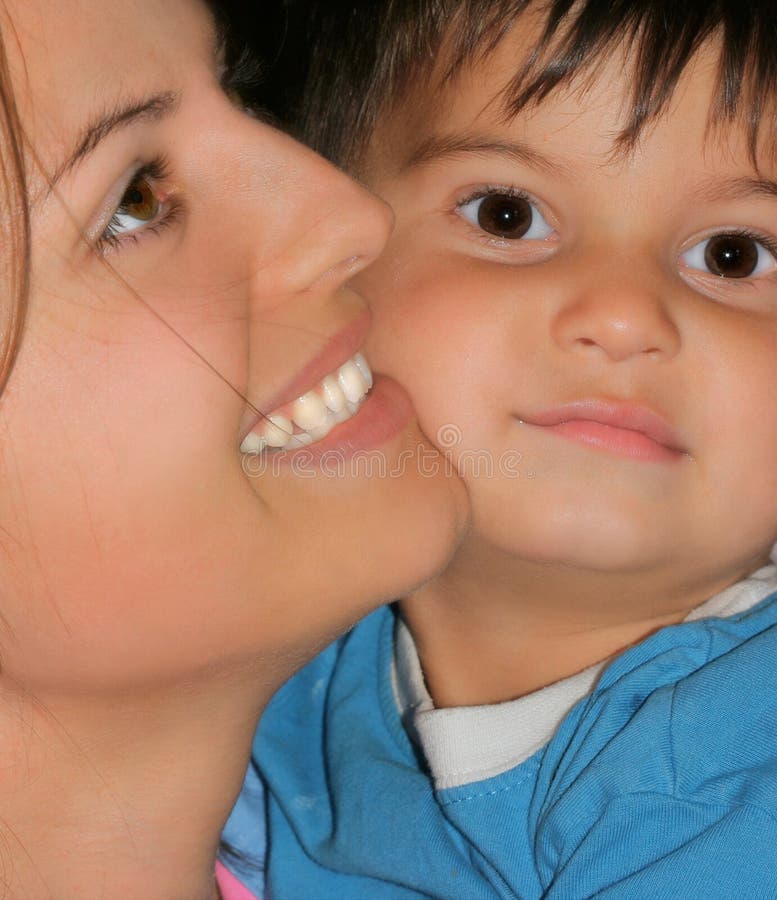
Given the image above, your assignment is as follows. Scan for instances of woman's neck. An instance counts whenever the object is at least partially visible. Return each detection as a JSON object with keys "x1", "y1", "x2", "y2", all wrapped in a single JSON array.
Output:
[{"x1": 0, "y1": 668, "x2": 273, "y2": 900}]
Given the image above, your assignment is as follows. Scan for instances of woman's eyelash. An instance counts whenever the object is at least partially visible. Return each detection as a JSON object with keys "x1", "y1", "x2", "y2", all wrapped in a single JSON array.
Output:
[
  {"x1": 95, "y1": 34, "x2": 266, "y2": 258},
  {"x1": 98, "y1": 203, "x2": 182, "y2": 253},
  {"x1": 96, "y1": 155, "x2": 179, "y2": 253},
  {"x1": 93, "y1": 37, "x2": 267, "y2": 258}
]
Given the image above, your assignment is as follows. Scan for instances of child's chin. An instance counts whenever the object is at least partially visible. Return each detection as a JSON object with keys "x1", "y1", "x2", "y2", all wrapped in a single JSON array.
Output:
[{"x1": 470, "y1": 506, "x2": 664, "y2": 574}]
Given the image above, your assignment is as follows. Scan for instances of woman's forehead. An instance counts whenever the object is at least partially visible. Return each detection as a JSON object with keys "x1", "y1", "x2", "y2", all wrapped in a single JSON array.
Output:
[{"x1": 3, "y1": 0, "x2": 214, "y2": 166}]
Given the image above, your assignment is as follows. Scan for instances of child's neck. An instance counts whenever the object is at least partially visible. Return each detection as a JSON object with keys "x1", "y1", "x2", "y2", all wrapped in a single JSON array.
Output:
[{"x1": 401, "y1": 535, "x2": 761, "y2": 707}]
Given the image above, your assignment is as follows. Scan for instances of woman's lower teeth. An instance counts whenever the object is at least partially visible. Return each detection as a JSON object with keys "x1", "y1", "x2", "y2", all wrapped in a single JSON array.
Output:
[{"x1": 240, "y1": 353, "x2": 372, "y2": 453}]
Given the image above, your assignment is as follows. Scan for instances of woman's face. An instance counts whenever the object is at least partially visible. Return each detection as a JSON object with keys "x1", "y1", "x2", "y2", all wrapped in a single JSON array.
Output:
[{"x1": 0, "y1": 0, "x2": 466, "y2": 694}]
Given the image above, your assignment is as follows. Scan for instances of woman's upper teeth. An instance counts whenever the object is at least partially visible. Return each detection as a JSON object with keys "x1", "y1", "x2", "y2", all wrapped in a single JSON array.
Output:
[{"x1": 240, "y1": 352, "x2": 373, "y2": 453}]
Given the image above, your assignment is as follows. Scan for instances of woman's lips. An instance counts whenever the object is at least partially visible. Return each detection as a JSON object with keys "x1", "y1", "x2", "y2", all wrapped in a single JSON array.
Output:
[
  {"x1": 240, "y1": 374, "x2": 414, "y2": 466},
  {"x1": 273, "y1": 374, "x2": 414, "y2": 463},
  {"x1": 519, "y1": 400, "x2": 688, "y2": 462},
  {"x1": 240, "y1": 307, "x2": 414, "y2": 461},
  {"x1": 240, "y1": 350, "x2": 373, "y2": 453},
  {"x1": 241, "y1": 311, "x2": 371, "y2": 442}
]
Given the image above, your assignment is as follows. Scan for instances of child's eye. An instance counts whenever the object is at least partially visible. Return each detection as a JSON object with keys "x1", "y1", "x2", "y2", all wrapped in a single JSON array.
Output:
[
  {"x1": 680, "y1": 231, "x2": 777, "y2": 279},
  {"x1": 457, "y1": 190, "x2": 553, "y2": 241}
]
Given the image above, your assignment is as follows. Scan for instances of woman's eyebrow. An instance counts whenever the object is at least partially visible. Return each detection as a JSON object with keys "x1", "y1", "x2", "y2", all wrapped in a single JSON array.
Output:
[{"x1": 48, "y1": 90, "x2": 181, "y2": 189}]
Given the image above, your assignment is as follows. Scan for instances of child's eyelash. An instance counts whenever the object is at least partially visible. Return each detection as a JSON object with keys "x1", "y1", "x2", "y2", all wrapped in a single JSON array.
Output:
[
  {"x1": 453, "y1": 184, "x2": 557, "y2": 250},
  {"x1": 454, "y1": 193, "x2": 777, "y2": 275},
  {"x1": 726, "y1": 228, "x2": 777, "y2": 261},
  {"x1": 456, "y1": 185, "x2": 531, "y2": 208}
]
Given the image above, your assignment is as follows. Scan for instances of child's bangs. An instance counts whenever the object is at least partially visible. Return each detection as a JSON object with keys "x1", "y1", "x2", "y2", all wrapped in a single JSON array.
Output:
[
  {"x1": 295, "y1": 0, "x2": 777, "y2": 168},
  {"x1": 469, "y1": 0, "x2": 777, "y2": 163}
]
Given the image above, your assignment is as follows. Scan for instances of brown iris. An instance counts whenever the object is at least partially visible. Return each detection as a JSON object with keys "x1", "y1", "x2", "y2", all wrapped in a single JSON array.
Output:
[
  {"x1": 118, "y1": 176, "x2": 159, "y2": 223},
  {"x1": 476, "y1": 193, "x2": 534, "y2": 239},
  {"x1": 704, "y1": 234, "x2": 760, "y2": 278}
]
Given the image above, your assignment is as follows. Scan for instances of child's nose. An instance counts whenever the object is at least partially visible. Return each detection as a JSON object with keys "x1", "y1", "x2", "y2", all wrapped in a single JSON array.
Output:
[{"x1": 550, "y1": 259, "x2": 681, "y2": 363}]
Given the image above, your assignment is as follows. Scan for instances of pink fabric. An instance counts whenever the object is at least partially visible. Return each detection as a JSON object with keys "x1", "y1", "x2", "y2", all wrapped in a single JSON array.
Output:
[{"x1": 216, "y1": 860, "x2": 260, "y2": 900}]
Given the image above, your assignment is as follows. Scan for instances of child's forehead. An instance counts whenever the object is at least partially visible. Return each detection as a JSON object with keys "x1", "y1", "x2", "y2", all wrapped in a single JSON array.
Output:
[{"x1": 368, "y1": 25, "x2": 776, "y2": 185}]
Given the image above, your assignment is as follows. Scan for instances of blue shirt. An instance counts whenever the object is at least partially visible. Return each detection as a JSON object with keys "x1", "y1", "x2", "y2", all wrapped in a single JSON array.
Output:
[{"x1": 250, "y1": 597, "x2": 777, "y2": 898}]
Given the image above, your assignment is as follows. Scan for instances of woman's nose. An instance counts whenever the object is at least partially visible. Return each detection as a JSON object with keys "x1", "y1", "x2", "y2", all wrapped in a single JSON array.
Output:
[
  {"x1": 550, "y1": 255, "x2": 682, "y2": 363},
  {"x1": 247, "y1": 133, "x2": 393, "y2": 299}
]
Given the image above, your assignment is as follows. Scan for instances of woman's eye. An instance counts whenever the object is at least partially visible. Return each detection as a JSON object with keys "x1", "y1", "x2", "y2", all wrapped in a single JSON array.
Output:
[
  {"x1": 680, "y1": 232, "x2": 777, "y2": 279},
  {"x1": 457, "y1": 191, "x2": 553, "y2": 240},
  {"x1": 105, "y1": 175, "x2": 161, "y2": 238},
  {"x1": 93, "y1": 156, "x2": 179, "y2": 254}
]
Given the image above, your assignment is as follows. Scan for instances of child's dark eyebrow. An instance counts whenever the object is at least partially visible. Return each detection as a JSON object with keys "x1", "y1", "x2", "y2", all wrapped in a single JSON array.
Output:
[
  {"x1": 695, "y1": 176, "x2": 777, "y2": 203},
  {"x1": 402, "y1": 133, "x2": 570, "y2": 177}
]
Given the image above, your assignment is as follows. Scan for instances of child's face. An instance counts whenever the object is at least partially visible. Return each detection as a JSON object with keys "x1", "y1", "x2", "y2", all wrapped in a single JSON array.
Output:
[{"x1": 357, "y1": 30, "x2": 777, "y2": 594}]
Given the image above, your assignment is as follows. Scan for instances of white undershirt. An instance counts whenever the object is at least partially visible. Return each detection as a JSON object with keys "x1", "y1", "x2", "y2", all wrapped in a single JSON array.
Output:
[{"x1": 392, "y1": 557, "x2": 777, "y2": 790}]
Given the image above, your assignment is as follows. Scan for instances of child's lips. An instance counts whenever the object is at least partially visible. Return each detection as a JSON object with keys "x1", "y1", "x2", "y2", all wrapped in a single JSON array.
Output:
[{"x1": 518, "y1": 399, "x2": 689, "y2": 461}]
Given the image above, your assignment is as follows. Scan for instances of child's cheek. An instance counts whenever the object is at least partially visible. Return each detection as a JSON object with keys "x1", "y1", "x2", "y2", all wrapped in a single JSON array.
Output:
[
  {"x1": 361, "y1": 247, "x2": 507, "y2": 459},
  {"x1": 363, "y1": 248, "x2": 466, "y2": 374}
]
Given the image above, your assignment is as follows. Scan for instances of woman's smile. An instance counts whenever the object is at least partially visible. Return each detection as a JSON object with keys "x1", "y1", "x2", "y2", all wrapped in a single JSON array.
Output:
[{"x1": 241, "y1": 349, "x2": 373, "y2": 448}]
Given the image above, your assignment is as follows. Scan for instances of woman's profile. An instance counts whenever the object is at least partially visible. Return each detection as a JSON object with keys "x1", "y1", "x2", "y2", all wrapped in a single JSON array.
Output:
[{"x1": 0, "y1": 0, "x2": 466, "y2": 896}]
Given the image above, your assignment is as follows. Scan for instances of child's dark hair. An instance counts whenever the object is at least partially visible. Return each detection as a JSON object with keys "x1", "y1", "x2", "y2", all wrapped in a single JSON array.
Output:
[{"x1": 273, "y1": 0, "x2": 777, "y2": 169}]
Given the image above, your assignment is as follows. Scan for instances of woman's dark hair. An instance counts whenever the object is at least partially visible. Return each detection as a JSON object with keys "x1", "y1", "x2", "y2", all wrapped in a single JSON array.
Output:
[{"x1": 269, "y1": 0, "x2": 777, "y2": 169}]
